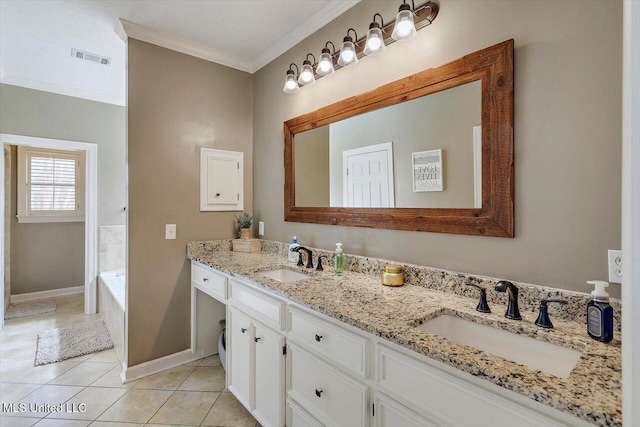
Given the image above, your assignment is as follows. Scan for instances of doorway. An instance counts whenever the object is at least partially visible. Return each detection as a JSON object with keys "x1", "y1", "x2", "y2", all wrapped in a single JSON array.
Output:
[{"x1": 0, "y1": 133, "x2": 98, "y2": 326}]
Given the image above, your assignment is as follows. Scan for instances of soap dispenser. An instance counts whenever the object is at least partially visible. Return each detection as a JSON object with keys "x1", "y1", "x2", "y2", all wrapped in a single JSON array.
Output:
[
  {"x1": 334, "y1": 243, "x2": 344, "y2": 275},
  {"x1": 586, "y1": 280, "x2": 614, "y2": 343}
]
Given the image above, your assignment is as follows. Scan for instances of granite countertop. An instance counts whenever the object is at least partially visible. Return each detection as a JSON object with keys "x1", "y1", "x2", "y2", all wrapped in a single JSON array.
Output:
[{"x1": 187, "y1": 245, "x2": 621, "y2": 427}]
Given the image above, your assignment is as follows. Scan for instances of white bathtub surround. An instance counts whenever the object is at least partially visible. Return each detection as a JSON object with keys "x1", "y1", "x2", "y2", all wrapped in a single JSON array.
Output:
[
  {"x1": 99, "y1": 225, "x2": 125, "y2": 273},
  {"x1": 99, "y1": 272, "x2": 125, "y2": 364}
]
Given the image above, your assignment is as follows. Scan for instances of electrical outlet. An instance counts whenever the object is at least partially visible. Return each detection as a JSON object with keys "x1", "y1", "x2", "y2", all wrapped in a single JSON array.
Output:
[
  {"x1": 258, "y1": 221, "x2": 265, "y2": 236},
  {"x1": 165, "y1": 224, "x2": 176, "y2": 240},
  {"x1": 608, "y1": 250, "x2": 622, "y2": 283}
]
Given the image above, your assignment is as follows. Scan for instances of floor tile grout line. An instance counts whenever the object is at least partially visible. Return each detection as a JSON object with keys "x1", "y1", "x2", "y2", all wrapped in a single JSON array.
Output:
[{"x1": 139, "y1": 388, "x2": 176, "y2": 425}]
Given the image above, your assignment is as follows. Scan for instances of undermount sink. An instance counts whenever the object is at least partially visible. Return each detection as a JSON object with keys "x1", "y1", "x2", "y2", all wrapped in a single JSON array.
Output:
[
  {"x1": 257, "y1": 268, "x2": 311, "y2": 283},
  {"x1": 417, "y1": 315, "x2": 581, "y2": 378}
]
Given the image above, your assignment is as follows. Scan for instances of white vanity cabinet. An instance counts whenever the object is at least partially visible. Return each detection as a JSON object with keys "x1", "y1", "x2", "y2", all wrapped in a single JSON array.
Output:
[
  {"x1": 190, "y1": 261, "x2": 594, "y2": 427},
  {"x1": 227, "y1": 280, "x2": 286, "y2": 427}
]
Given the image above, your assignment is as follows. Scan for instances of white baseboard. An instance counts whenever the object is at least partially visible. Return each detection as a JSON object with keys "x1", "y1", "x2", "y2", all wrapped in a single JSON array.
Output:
[
  {"x1": 11, "y1": 286, "x2": 85, "y2": 303},
  {"x1": 121, "y1": 348, "x2": 216, "y2": 383}
]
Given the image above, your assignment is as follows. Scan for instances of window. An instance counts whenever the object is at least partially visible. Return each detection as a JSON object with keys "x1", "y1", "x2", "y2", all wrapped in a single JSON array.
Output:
[{"x1": 17, "y1": 147, "x2": 85, "y2": 223}]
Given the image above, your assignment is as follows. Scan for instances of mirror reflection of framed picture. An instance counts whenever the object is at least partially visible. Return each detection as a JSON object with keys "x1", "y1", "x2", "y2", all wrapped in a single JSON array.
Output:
[{"x1": 412, "y1": 149, "x2": 443, "y2": 192}]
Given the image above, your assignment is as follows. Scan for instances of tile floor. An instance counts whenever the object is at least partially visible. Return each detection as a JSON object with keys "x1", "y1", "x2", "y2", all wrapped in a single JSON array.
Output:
[{"x1": 1, "y1": 294, "x2": 259, "y2": 427}]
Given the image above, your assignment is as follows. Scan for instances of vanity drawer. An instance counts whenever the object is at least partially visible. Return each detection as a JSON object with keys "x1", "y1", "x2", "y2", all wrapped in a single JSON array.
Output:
[
  {"x1": 288, "y1": 306, "x2": 367, "y2": 378},
  {"x1": 229, "y1": 280, "x2": 284, "y2": 330},
  {"x1": 375, "y1": 344, "x2": 568, "y2": 427},
  {"x1": 191, "y1": 262, "x2": 227, "y2": 301},
  {"x1": 287, "y1": 344, "x2": 368, "y2": 427}
]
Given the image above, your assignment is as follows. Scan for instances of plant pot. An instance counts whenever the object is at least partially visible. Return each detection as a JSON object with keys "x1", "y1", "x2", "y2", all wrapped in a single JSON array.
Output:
[{"x1": 239, "y1": 228, "x2": 251, "y2": 239}]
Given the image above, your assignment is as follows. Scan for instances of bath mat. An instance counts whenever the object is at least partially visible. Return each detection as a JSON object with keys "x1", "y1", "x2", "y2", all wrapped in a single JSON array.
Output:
[
  {"x1": 35, "y1": 320, "x2": 114, "y2": 366},
  {"x1": 4, "y1": 299, "x2": 56, "y2": 320}
]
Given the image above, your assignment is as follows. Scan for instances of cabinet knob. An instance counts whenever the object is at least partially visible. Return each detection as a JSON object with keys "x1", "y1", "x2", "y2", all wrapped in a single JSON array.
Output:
[
  {"x1": 241, "y1": 328, "x2": 247, "y2": 333},
  {"x1": 215, "y1": 193, "x2": 220, "y2": 197},
  {"x1": 254, "y1": 337, "x2": 262, "y2": 342},
  {"x1": 315, "y1": 389, "x2": 323, "y2": 398},
  {"x1": 203, "y1": 277, "x2": 209, "y2": 282},
  {"x1": 315, "y1": 334, "x2": 323, "y2": 342}
]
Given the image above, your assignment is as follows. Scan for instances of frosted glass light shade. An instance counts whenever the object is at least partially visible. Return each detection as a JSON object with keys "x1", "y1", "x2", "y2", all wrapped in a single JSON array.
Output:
[
  {"x1": 392, "y1": 9, "x2": 417, "y2": 40},
  {"x1": 364, "y1": 27, "x2": 386, "y2": 56},
  {"x1": 338, "y1": 40, "x2": 358, "y2": 66},
  {"x1": 317, "y1": 51, "x2": 334, "y2": 76},
  {"x1": 298, "y1": 62, "x2": 315, "y2": 85},
  {"x1": 283, "y1": 72, "x2": 299, "y2": 93}
]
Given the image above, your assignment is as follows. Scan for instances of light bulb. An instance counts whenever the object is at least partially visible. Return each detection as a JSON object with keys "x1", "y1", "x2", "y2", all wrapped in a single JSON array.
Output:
[
  {"x1": 392, "y1": 5, "x2": 417, "y2": 41},
  {"x1": 283, "y1": 71, "x2": 300, "y2": 93},
  {"x1": 341, "y1": 50, "x2": 354, "y2": 62},
  {"x1": 318, "y1": 60, "x2": 331, "y2": 73},
  {"x1": 338, "y1": 33, "x2": 358, "y2": 67},
  {"x1": 285, "y1": 80, "x2": 296, "y2": 90},
  {"x1": 297, "y1": 61, "x2": 315, "y2": 85},
  {"x1": 368, "y1": 38, "x2": 381, "y2": 50},
  {"x1": 299, "y1": 70, "x2": 313, "y2": 84},
  {"x1": 364, "y1": 24, "x2": 386, "y2": 56}
]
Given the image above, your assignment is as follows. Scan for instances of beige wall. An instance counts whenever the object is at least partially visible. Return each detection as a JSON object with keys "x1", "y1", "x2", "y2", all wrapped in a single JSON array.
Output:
[
  {"x1": 8, "y1": 145, "x2": 84, "y2": 294},
  {"x1": 253, "y1": 0, "x2": 622, "y2": 297},
  {"x1": 127, "y1": 39, "x2": 253, "y2": 366},
  {"x1": 295, "y1": 125, "x2": 330, "y2": 206},
  {"x1": 0, "y1": 84, "x2": 126, "y2": 295},
  {"x1": 328, "y1": 81, "x2": 480, "y2": 208},
  {"x1": 0, "y1": 84, "x2": 127, "y2": 226}
]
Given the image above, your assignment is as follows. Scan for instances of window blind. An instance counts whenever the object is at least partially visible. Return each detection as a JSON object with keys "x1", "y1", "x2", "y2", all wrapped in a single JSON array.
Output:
[{"x1": 28, "y1": 155, "x2": 77, "y2": 212}]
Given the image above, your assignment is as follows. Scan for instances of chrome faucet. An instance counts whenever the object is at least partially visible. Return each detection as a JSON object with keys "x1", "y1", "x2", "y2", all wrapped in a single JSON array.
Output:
[
  {"x1": 494, "y1": 280, "x2": 521, "y2": 320},
  {"x1": 293, "y1": 246, "x2": 314, "y2": 269}
]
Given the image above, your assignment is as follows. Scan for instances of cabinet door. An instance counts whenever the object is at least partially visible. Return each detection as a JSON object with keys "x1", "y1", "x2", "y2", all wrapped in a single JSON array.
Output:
[
  {"x1": 374, "y1": 393, "x2": 437, "y2": 427},
  {"x1": 228, "y1": 305, "x2": 253, "y2": 410},
  {"x1": 253, "y1": 322, "x2": 285, "y2": 427},
  {"x1": 200, "y1": 148, "x2": 243, "y2": 211}
]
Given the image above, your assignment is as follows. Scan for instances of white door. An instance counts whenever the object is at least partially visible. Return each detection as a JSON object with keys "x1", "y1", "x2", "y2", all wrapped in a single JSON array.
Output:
[
  {"x1": 343, "y1": 142, "x2": 395, "y2": 207},
  {"x1": 253, "y1": 322, "x2": 285, "y2": 427},
  {"x1": 228, "y1": 306, "x2": 253, "y2": 410}
]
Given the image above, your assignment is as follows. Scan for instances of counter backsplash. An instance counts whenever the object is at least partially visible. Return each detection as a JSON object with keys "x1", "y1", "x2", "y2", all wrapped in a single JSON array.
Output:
[{"x1": 187, "y1": 239, "x2": 621, "y2": 331}]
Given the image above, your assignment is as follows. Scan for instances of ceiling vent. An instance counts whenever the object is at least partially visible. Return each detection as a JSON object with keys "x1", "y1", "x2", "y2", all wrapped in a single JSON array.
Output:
[{"x1": 71, "y1": 49, "x2": 111, "y2": 66}]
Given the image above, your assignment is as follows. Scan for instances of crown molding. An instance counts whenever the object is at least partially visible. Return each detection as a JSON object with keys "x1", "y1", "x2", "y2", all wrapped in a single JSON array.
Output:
[
  {"x1": 250, "y1": 0, "x2": 361, "y2": 72},
  {"x1": 120, "y1": 19, "x2": 253, "y2": 73}
]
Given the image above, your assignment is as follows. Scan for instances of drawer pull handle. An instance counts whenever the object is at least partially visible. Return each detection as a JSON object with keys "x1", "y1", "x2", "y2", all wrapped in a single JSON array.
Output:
[
  {"x1": 215, "y1": 193, "x2": 221, "y2": 197},
  {"x1": 254, "y1": 337, "x2": 262, "y2": 342},
  {"x1": 203, "y1": 277, "x2": 209, "y2": 282},
  {"x1": 315, "y1": 334, "x2": 323, "y2": 342},
  {"x1": 241, "y1": 328, "x2": 247, "y2": 333},
  {"x1": 315, "y1": 389, "x2": 323, "y2": 398}
]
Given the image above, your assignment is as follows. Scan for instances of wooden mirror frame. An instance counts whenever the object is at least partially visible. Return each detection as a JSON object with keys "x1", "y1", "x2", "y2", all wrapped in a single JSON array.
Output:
[{"x1": 284, "y1": 39, "x2": 514, "y2": 237}]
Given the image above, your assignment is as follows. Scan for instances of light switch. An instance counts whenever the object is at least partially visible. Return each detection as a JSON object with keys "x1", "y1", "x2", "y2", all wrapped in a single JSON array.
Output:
[
  {"x1": 165, "y1": 224, "x2": 177, "y2": 240},
  {"x1": 258, "y1": 221, "x2": 265, "y2": 236}
]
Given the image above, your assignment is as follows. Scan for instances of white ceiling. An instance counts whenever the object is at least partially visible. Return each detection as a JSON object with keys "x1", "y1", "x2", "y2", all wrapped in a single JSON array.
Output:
[{"x1": 0, "y1": 0, "x2": 359, "y2": 106}]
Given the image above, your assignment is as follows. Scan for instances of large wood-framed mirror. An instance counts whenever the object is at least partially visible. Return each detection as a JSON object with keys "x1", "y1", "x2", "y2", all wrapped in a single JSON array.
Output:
[{"x1": 284, "y1": 39, "x2": 514, "y2": 237}]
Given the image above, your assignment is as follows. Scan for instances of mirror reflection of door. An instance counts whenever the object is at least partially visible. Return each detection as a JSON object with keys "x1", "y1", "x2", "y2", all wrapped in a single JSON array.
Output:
[{"x1": 342, "y1": 142, "x2": 395, "y2": 208}]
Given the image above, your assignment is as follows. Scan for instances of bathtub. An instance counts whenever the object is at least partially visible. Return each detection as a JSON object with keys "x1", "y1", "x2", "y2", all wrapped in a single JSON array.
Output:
[{"x1": 98, "y1": 270, "x2": 125, "y2": 364}]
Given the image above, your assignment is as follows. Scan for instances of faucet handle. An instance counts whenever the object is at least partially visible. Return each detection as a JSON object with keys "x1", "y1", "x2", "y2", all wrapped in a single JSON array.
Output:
[
  {"x1": 316, "y1": 255, "x2": 329, "y2": 271},
  {"x1": 535, "y1": 299, "x2": 568, "y2": 329},
  {"x1": 296, "y1": 251, "x2": 304, "y2": 267},
  {"x1": 465, "y1": 283, "x2": 491, "y2": 313}
]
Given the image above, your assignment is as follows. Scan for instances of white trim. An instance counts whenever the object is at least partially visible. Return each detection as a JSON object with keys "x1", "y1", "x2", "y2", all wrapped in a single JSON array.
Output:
[
  {"x1": 120, "y1": 348, "x2": 200, "y2": 383},
  {"x1": 622, "y1": 1, "x2": 640, "y2": 426},
  {"x1": 0, "y1": 133, "x2": 99, "y2": 321},
  {"x1": 0, "y1": 77, "x2": 125, "y2": 107},
  {"x1": 119, "y1": 1, "x2": 360, "y2": 74},
  {"x1": 251, "y1": 0, "x2": 361, "y2": 72},
  {"x1": 10, "y1": 286, "x2": 84, "y2": 303},
  {"x1": 16, "y1": 215, "x2": 84, "y2": 223},
  {"x1": 120, "y1": 19, "x2": 252, "y2": 73},
  {"x1": 473, "y1": 126, "x2": 483, "y2": 209}
]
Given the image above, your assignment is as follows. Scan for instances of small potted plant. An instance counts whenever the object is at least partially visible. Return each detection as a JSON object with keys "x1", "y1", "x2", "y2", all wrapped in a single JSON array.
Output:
[{"x1": 235, "y1": 212, "x2": 253, "y2": 239}]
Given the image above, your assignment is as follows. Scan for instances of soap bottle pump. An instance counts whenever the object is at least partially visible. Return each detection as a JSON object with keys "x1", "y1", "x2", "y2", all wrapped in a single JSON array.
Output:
[
  {"x1": 334, "y1": 243, "x2": 344, "y2": 275},
  {"x1": 586, "y1": 280, "x2": 614, "y2": 343},
  {"x1": 288, "y1": 236, "x2": 299, "y2": 263}
]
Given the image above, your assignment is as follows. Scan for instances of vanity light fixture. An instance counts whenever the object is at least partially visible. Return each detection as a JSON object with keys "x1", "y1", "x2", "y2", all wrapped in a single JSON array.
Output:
[
  {"x1": 298, "y1": 53, "x2": 317, "y2": 85},
  {"x1": 392, "y1": 0, "x2": 418, "y2": 41},
  {"x1": 283, "y1": 63, "x2": 300, "y2": 93},
  {"x1": 338, "y1": 28, "x2": 359, "y2": 67},
  {"x1": 317, "y1": 41, "x2": 336, "y2": 76},
  {"x1": 364, "y1": 14, "x2": 386, "y2": 56},
  {"x1": 283, "y1": 0, "x2": 439, "y2": 93}
]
